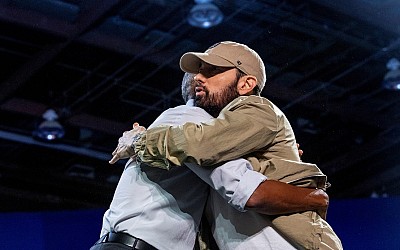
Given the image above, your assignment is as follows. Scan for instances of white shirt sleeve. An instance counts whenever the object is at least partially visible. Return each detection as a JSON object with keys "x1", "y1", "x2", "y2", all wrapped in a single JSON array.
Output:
[
  {"x1": 185, "y1": 159, "x2": 267, "y2": 212},
  {"x1": 153, "y1": 104, "x2": 267, "y2": 212}
]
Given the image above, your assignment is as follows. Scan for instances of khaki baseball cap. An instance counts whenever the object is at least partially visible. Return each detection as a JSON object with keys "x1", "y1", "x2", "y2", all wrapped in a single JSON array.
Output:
[{"x1": 180, "y1": 41, "x2": 266, "y2": 91}]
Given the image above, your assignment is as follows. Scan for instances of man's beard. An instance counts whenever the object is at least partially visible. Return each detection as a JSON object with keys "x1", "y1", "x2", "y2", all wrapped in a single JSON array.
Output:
[{"x1": 195, "y1": 80, "x2": 240, "y2": 118}]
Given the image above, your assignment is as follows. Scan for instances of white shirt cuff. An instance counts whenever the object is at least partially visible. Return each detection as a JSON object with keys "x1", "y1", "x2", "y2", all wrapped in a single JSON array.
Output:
[{"x1": 229, "y1": 170, "x2": 267, "y2": 212}]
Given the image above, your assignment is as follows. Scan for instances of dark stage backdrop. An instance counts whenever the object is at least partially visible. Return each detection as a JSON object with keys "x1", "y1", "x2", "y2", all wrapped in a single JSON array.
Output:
[{"x1": 1, "y1": 197, "x2": 399, "y2": 250}]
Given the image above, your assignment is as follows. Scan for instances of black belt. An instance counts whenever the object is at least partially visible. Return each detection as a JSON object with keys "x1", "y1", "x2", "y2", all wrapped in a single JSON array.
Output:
[{"x1": 96, "y1": 232, "x2": 157, "y2": 250}]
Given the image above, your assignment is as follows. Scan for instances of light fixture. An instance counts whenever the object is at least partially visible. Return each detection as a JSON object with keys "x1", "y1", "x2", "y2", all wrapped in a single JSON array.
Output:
[
  {"x1": 382, "y1": 58, "x2": 400, "y2": 91},
  {"x1": 187, "y1": 0, "x2": 224, "y2": 29},
  {"x1": 33, "y1": 109, "x2": 65, "y2": 141}
]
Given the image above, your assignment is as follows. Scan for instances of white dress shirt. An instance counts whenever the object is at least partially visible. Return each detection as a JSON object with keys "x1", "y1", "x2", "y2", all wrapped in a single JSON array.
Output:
[{"x1": 101, "y1": 100, "x2": 271, "y2": 250}]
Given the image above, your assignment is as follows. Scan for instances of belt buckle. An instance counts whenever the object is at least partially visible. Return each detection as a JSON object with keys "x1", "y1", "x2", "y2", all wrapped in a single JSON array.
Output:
[
  {"x1": 134, "y1": 239, "x2": 149, "y2": 249},
  {"x1": 95, "y1": 234, "x2": 108, "y2": 244}
]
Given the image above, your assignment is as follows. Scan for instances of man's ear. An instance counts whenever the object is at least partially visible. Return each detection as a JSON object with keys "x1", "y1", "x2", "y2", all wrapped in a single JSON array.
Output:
[{"x1": 238, "y1": 75, "x2": 257, "y2": 95}]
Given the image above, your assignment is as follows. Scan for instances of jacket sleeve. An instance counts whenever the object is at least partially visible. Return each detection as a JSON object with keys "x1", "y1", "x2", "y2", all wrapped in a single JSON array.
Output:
[{"x1": 136, "y1": 96, "x2": 279, "y2": 169}]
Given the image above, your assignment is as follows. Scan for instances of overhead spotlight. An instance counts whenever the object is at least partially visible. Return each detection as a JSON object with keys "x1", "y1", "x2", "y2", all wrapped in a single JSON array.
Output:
[
  {"x1": 33, "y1": 109, "x2": 65, "y2": 141},
  {"x1": 382, "y1": 58, "x2": 400, "y2": 91},
  {"x1": 187, "y1": 0, "x2": 224, "y2": 29}
]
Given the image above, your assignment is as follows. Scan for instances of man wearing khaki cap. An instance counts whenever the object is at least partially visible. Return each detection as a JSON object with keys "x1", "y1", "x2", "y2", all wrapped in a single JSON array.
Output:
[
  {"x1": 114, "y1": 41, "x2": 342, "y2": 249},
  {"x1": 92, "y1": 73, "x2": 330, "y2": 250}
]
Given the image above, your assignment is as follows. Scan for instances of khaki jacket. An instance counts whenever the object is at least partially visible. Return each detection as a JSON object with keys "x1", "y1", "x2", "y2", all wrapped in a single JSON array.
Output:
[
  {"x1": 136, "y1": 95, "x2": 341, "y2": 249},
  {"x1": 137, "y1": 95, "x2": 326, "y2": 187}
]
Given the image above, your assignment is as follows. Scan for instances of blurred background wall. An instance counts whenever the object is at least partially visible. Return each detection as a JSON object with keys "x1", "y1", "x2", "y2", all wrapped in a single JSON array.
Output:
[{"x1": 1, "y1": 197, "x2": 400, "y2": 250}]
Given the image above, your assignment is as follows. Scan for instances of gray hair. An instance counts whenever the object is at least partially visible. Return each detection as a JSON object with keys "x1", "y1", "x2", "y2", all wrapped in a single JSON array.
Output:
[{"x1": 181, "y1": 72, "x2": 196, "y2": 103}]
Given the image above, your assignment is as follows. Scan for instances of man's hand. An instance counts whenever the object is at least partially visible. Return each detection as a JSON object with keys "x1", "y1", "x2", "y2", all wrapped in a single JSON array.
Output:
[
  {"x1": 309, "y1": 188, "x2": 329, "y2": 220},
  {"x1": 109, "y1": 123, "x2": 146, "y2": 164},
  {"x1": 297, "y1": 143, "x2": 303, "y2": 158}
]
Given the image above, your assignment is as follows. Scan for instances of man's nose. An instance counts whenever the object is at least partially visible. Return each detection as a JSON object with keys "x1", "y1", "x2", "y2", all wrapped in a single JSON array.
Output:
[{"x1": 194, "y1": 72, "x2": 205, "y2": 83}]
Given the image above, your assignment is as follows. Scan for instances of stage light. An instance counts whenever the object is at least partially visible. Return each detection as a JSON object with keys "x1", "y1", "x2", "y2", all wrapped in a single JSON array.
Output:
[
  {"x1": 33, "y1": 109, "x2": 65, "y2": 141},
  {"x1": 382, "y1": 58, "x2": 400, "y2": 91},
  {"x1": 187, "y1": 0, "x2": 224, "y2": 29}
]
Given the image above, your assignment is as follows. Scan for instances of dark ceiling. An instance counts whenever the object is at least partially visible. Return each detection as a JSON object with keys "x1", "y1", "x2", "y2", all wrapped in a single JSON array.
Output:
[{"x1": 0, "y1": 0, "x2": 399, "y2": 211}]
